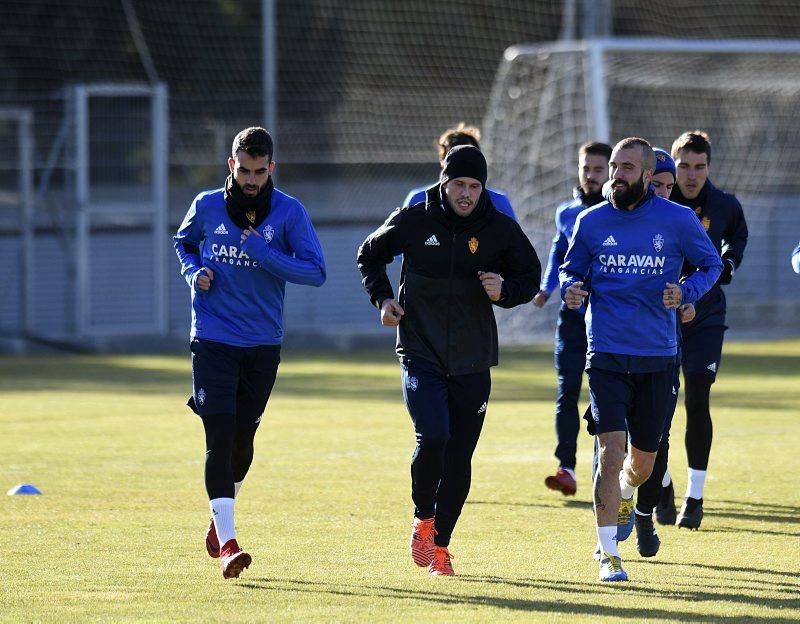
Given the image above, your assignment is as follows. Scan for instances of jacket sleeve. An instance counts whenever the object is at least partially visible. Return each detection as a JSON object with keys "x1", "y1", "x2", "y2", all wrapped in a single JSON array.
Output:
[
  {"x1": 559, "y1": 215, "x2": 592, "y2": 301},
  {"x1": 541, "y1": 208, "x2": 568, "y2": 294},
  {"x1": 720, "y1": 194, "x2": 748, "y2": 280},
  {"x1": 242, "y1": 205, "x2": 327, "y2": 287},
  {"x1": 173, "y1": 196, "x2": 205, "y2": 288},
  {"x1": 680, "y1": 212, "x2": 724, "y2": 304},
  {"x1": 494, "y1": 221, "x2": 540, "y2": 309},
  {"x1": 356, "y1": 208, "x2": 406, "y2": 308}
]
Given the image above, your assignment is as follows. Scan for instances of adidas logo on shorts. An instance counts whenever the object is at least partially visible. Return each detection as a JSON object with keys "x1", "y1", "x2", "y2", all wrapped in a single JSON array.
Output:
[
  {"x1": 424, "y1": 235, "x2": 440, "y2": 246},
  {"x1": 477, "y1": 401, "x2": 487, "y2": 414},
  {"x1": 707, "y1": 362, "x2": 718, "y2": 373},
  {"x1": 602, "y1": 235, "x2": 618, "y2": 247},
  {"x1": 214, "y1": 223, "x2": 229, "y2": 235}
]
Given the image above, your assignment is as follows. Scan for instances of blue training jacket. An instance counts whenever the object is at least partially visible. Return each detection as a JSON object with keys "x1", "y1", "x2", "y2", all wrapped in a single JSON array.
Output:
[
  {"x1": 173, "y1": 186, "x2": 326, "y2": 347},
  {"x1": 403, "y1": 184, "x2": 516, "y2": 220},
  {"x1": 541, "y1": 188, "x2": 596, "y2": 295},
  {"x1": 559, "y1": 192, "x2": 722, "y2": 357}
]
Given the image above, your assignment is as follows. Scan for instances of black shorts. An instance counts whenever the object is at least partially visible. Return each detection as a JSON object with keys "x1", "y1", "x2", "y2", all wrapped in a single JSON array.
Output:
[
  {"x1": 587, "y1": 366, "x2": 674, "y2": 453},
  {"x1": 187, "y1": 338, "x2": 281, "y2": 426}
]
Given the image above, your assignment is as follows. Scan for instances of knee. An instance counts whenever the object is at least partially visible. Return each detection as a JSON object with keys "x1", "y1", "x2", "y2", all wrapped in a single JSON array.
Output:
[
  {"x1": 598, "y1": 438, "x2": 625, "y2": 474},
  {"x1": 627, "y1": 452, "x2": 656, "y2": 485},
  {"x1": 413, "y1": 436, "x2": 448, "y2": 461}
]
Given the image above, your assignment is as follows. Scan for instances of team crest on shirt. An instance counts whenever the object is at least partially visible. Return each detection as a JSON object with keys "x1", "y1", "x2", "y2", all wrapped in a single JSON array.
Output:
[
  {"x1": 263, "y1": 224, "x2": 275, "y2": 242},
  {"x1": 469, "y1": 237, "x2": 479, "y2": 254},
  {"x1": 406, "y1": 376, "x2": 418, "y2": 391},
  {"x1": 197, "y1": 388, "x2": 206, "y2": 406},
  {"x1": 653, "y1": 234, "x2": 664, "y2": 252},
  {"x1": 694, "y1": 208, "x2": 711, "y2": 231}
]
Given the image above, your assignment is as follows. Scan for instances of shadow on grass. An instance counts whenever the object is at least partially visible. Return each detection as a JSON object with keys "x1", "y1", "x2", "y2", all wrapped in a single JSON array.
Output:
[
  {"x1": 467, "y1": 499, "x2": 594, "y2": 510},
  {"x1": 238, "y1": 575, "x2": 799, "y2": 621},
  {"x1": 703, "y1": 500, "x2": 800, "y2": 526},
  {"x1": 647, "y1": 559, "x2": 800, "y2": 579}
]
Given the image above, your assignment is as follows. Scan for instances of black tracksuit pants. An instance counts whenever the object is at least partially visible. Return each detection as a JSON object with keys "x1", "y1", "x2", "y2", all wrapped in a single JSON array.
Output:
[{"x1": 401, "y1": 358, "x2": 490, "y2": 547}]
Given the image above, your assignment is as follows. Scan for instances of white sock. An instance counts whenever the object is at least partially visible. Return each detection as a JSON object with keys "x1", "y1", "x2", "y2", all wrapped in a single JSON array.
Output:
[
  {"x1": 559, "y1": 466, "x2": 576, "y2": 480},
  {"x1": 619, "y1": 471, "x2": 636, "y2": 500},
  {"x1": 597, "y1": 526, "x2": 619, "y2": 558},
  {"x1": 685, "y1": 468, "x2": 707, "y2": 500},
  {"x1": 234, "y1": 480, "x2": 243, "y2": 498},
  {"x1": 210, "y1": 497, "x2": 236, "y2": 546},
  {"x1": 662, "y1": 469, "x2": 672, "y2": 488}
]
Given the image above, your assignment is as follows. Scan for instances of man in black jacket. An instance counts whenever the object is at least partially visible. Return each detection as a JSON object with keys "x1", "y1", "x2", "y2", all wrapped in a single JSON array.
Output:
[
  {"x1": 357, "y1": 145, "x2": 540, "y2": 576},
  {"x1": 662, "y1": 130, "x2": 748, "y2": 530}
]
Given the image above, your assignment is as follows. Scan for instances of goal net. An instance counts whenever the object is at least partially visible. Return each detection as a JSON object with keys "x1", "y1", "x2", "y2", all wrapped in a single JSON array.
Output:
[{"x1": 483, "y1": 38, "x2": 800, "y2": 343}]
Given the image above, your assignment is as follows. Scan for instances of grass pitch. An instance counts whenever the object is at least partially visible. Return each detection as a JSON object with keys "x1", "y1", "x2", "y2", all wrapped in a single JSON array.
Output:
[{"x1": 1, "y1": 340, "x2": 799, "y2": 622}]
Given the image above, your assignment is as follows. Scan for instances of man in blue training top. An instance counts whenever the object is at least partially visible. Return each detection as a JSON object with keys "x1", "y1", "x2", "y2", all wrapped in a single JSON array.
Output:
[
  {"x1": 534, "y1": 140, "x2": 612, "y2": 497},
  {"x1": 403, "y1": 123, "x2": 516, "y2": 220},
  {"x1": 664, "y1": 130, "x2": 748, "y2": 530},
  {"x1": 561, "y1": 137, "x2": 722, "y2": 582},
  {"x1": 174, "y1": 127, "x2": 326, "y2": 579}
]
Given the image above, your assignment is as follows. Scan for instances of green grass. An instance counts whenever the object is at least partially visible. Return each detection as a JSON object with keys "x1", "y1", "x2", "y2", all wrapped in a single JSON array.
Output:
[{"x1": 1, "y1": 341, "x2": 799, "y2": 622}]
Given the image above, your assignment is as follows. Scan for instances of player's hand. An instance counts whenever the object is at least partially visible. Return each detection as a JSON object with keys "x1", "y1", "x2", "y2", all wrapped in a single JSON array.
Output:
[
  {"x1": 663, "y1": 282, "x2": 683, "y2": 309},
  {"x1": 241, "y1": 226, "x2": 262, "y2": 243},
  {"x1": 478, "y1": 271, "x2": 503, "y2": 302},
  {"x1": 533, "y1": 290, "x2": 549, "y2": 308},
  {"x1": 195, "y1": 267, "x2": 214, "y2": 292},
  {"x1": 679, "y1": 303, "x2": 696, "y2": 323},
  {"x1": 565, "y1": 281, "x2": 588, "y2": 309},
  {"x1": 380, "y1": 299, "x2": 405, "y2": 326}
]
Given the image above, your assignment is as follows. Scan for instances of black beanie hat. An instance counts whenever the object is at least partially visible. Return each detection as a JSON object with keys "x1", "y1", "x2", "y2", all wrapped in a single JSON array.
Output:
[{"x1": 440, "y1": 145, "x2": 487, "y2": 187}]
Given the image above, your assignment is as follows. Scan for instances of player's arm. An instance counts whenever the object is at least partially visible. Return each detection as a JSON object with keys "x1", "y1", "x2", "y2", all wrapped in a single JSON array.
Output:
[
  {"x1": 173, "y1": 197, "x2": 213, "y2": 291},
  {"x1": 241, "y1": 207, "x2": 327, "y2": 287},
  {"x1": 679, "y1": 213, "x2": 724, "y2": 304},
  {"x1": 718, "y1": 195, "x2": 749, "y2": 285},
  {"x1": 536, "y1": 209, "x2": 568, "y2": 306},
  {"x1": 559, "y1": 216, "x2": 591, "y2": 308},
  {"x1": 357, "y1": 208, "x2": 406, "y2": 309},
  {"x1": 491, "y1": 222, "x2": 541, "y2": 309}
]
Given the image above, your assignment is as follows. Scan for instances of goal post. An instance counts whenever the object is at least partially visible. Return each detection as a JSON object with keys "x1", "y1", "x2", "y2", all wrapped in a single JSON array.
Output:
[{"x1": 483, "y1": 37, "x2": 800, "y2": 343}]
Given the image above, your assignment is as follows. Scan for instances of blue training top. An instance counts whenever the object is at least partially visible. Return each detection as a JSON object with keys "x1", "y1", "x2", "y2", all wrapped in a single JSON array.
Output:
[
  {"x1": 173, "y1": 186, "x2": 326, "y2": 347},
  {"x1": 541, "y1": 189, "x2": 594, "y2": 295},
  {"x1": 403, "y1": 184, "x2": 516, "y2": 220},
  {"x1": 559, "y1": 193, "x2": 722, "y2": 358}
]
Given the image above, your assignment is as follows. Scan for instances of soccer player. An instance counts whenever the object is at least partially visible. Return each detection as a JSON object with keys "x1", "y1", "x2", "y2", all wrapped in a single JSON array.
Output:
[
  {"x1": 561, "y1": 137, "x2": 722, "y2": 582},
  {"x1": 534, "y1": 141, "x2": 612, "y2": 496},
  {"x1": 173, "y1": 127, "x2": 326, "y2": 579},
  {"x1": 403, "y1": 122, "x2": 516, "y2": 219},
  {"x1": 665, "y1": 130, "x2": 749, "y2": 530},
  {"x1": 358, "y1": 145, "x2": 540, "y2": 576}
]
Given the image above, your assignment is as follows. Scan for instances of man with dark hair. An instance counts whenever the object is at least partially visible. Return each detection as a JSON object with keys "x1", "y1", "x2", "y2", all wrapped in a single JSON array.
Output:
[
  {"x1": 358, "y1": 145, "x2": 540, "y2": 576},
  {"x1": 174, "y1": 126, "x2": 327, "y2": 579},
  {"x1": 534, "y1": 140, "x2": 612, "y2": 496},
  {"x1": 403, "y1": 123, "x2": 516, "y2": 219},
  {"x1": 561, "y1": 137, "x2": 722, "y2": 581},
  {"x1": 662, "y1": 130, "x2": 748, "y2": 530}
]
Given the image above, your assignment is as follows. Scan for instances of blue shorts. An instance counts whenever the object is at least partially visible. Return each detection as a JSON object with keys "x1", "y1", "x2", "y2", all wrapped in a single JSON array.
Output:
[
  {"x1": 555, "y1": 306, "x2": 587, "y2": 372},
  {"x1": 187, "y1": 338, "x2": 280, "y2": 425},
  {"x1": 587, "y1": 366, "x2": 674, "y2": 453}
]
